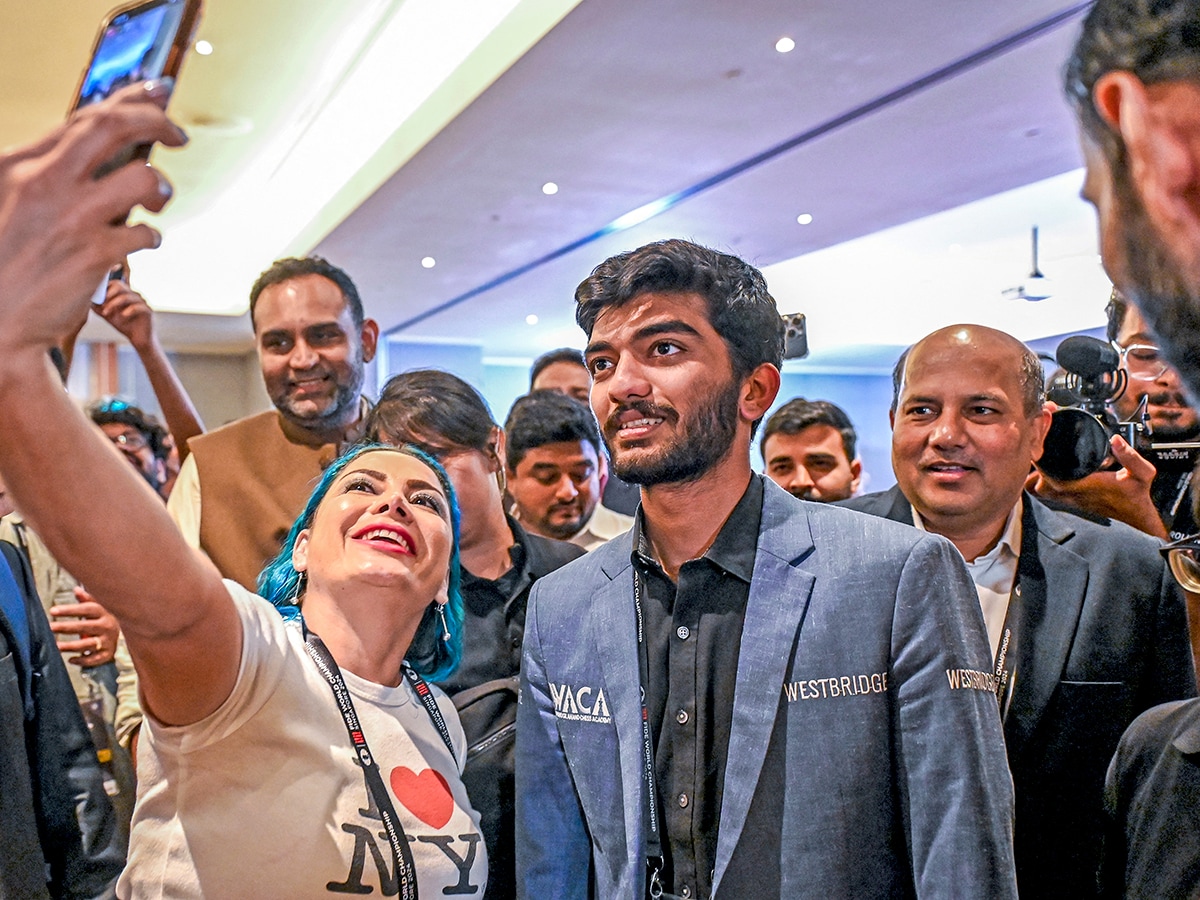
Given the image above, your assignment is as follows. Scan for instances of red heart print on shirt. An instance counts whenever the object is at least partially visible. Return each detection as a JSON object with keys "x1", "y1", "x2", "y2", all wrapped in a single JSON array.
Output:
[{"x1": 390, "y1": 767, "x2": 453, "y2": 829}]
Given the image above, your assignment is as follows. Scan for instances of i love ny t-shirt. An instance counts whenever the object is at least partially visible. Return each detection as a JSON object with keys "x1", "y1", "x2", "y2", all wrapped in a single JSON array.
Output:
[{"x1": 119, "y1": 582, "x2": 487, "y2": 898}]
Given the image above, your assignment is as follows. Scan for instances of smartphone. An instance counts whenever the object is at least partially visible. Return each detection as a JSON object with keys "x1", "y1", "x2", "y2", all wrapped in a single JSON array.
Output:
[{"x1": 71, "y1": 0, "x2": 203, "y2": 112}]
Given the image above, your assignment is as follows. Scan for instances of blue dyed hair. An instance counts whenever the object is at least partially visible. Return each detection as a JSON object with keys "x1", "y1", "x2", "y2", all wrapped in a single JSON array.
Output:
[{"x1": 257, "y1": 442, "x2": 464, "y2": 682}]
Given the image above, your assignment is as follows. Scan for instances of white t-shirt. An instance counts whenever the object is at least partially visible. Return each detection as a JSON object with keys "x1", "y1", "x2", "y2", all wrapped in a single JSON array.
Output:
[{"x1": 118, "y1": 582, "x2": 487, "y2": 898}]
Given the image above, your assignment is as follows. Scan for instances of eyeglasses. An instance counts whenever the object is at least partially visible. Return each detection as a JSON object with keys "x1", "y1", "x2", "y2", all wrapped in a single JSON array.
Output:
[
  {"x1": 109, "y1": 431, "x2": 148, "y2": 451},
  {"x1": 1113, "y1": 341, "x2": 1170, "y2": 382},
  {"x1": 1160, "y1": 533, "x2": 1200, "y2": 592}
]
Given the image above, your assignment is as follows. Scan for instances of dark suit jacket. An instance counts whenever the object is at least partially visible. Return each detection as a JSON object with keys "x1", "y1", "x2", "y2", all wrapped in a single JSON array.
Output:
[
  {"x1": 1102, "y1": 698, "x2": 1200, "y2": 899},
  {"x1": 517, "y1": 480, "x2": 1018, "y2": 899},
  {"x1": 841, "y1": 486, "x2": 1197, "y2": 899},
  {"x1": 0, "y1": 541, "x2": 123, "y2": 899}
]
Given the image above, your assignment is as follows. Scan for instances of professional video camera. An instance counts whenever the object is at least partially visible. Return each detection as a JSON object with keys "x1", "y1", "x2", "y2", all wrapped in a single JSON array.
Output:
[{"x1": 1036, "y1": 335, "x2": 1200, "y2": 480}]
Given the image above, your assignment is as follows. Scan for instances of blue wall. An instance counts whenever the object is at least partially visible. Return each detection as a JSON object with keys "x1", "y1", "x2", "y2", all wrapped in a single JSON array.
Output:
[{"x1": 768, "y1": 368, "x2": 898, "y2": 493}]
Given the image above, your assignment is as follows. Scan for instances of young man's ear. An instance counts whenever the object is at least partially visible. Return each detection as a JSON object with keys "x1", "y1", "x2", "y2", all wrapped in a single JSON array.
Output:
[{"x1": 740, "y1": 363, "x2": 781, "y2": 424}]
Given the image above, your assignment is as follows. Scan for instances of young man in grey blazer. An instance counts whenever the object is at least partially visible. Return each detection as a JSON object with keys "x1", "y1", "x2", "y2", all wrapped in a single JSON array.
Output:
[{"x1": 514, "y1": 239, "x2": 1018, "y2": 899}]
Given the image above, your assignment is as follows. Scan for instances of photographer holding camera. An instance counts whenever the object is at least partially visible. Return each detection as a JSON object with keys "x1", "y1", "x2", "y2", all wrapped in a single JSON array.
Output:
[{"x1": 1030, "y1": 290, "x2": 1200, "y2": 541}]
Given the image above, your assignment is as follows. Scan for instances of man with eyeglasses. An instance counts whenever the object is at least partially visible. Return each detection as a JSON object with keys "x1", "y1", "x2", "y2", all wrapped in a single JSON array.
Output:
[
  {"x1": 89, "y1": 399, "x2": 171, "y2": 499},
  {"x1": 1110, "y1": 292, "x2": 1200, "y2": 537},
  {"x1": 1031, "y1": 291, "x2": 1200, "y2": 542}
]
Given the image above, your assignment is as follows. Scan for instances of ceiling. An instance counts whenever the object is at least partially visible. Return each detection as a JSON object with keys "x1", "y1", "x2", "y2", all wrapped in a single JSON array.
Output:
[{"x1": 5, "y1": 0, "x2": 1107, "y2": 367}]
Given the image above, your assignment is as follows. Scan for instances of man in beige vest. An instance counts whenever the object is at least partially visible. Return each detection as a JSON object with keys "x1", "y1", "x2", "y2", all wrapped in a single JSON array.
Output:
[{"x1": 168, "y1": 257, "x2": 379, "y2": 590}]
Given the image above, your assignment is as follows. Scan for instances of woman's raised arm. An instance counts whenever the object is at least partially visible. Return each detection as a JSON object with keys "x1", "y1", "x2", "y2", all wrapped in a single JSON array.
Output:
[{"x1": 0, "y1": 82, "x2": 240, "y2": 726}]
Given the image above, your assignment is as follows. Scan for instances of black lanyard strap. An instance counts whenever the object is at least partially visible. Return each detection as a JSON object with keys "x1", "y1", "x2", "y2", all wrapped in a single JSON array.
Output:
[
  {"x1": 634, "y1": 571, "x2": 689, "y2": 900},
  {"x1": 402, "y1": 665, "x2": 457, "y2": 765},
  {"x1": 303, "y1": 628, "x2": 457, "y2": 900},
  {"x1": 993, "y1": 578, "x2": 1021, "y2": 724}
]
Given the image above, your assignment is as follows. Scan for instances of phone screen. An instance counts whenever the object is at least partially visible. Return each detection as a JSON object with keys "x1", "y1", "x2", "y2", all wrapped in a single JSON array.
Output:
[{"x1": 76, "y1": 0, "x2": 188, "y2": 109}]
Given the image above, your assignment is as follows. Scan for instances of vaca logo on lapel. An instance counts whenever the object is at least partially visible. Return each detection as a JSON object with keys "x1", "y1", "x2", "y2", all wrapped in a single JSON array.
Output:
[
  {"x1": 390, "y1": 766, "x2": 453, "y2": 829},
  {"x1": 549, "y1": 682, "x2": 612, "y2": 724}
]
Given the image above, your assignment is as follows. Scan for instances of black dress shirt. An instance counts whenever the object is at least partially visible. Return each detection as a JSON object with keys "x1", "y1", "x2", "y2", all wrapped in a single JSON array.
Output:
[{"x1": 632, "y1": 475, "x2": 763, "y2": 900}]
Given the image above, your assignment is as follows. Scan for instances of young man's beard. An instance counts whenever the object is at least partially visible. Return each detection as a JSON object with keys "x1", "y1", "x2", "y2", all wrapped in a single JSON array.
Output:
[
  {"x1": 1113, "y1": 158, "x2": 1200, "y2": 407},
  {"x1": 604, "y1": 378, "x2": 742, "y2": 486}
]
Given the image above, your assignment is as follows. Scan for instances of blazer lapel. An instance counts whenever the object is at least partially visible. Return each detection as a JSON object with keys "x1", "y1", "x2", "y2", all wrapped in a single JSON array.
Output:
[
  {"x1": 1003, "y1": 497, "x2": 1089, "y2": 752},
  {"x1": 589, "y1": 540, "x2": 651, "y2": 876},
  {"x1": 884, "y1": 484, "x2": 915, "y2": 524},
  {"x1": 713, "y1": 487, "x2": 815, "y2": 889}
]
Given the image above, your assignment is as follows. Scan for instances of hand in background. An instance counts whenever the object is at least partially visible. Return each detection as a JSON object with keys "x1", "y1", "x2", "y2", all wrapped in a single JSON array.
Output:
[
  {"x1": 98, "y1": 277, "x2": 157, "y2": 352},
  {"x1": 49, "y1": 585, "x2": 121, "y2": 667},
  {"x1": 1028, "y1": 433, "x2": 1167, "y2": 538}
]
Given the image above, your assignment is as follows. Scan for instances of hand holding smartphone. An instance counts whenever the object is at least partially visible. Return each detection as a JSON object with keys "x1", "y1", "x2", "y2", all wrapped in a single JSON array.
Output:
[{"x1": 72, "y1": 0, "x2": 203, "y2": 177}]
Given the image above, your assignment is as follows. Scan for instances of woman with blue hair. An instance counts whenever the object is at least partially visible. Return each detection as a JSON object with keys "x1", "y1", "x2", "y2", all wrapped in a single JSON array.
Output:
[
  {"x1": 147, "y1": 441, "x2": 486, "y2": 896},
  {"x1": 3, "y1": 418, "x2": 487, "y2": 896}
]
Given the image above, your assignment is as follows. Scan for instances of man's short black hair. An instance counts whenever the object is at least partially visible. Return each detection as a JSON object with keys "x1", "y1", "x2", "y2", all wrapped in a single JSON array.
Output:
[
  {"x1": 365, "y1": 369, "x2": 496, "y2": 454},
  {"x1": 575, "y1": 239, "x2": 786, "y2": 385},
  {"x1": 760, "y1": 398, "x2": 858, "y2": 462},
  {"x1": 504, "y1": 390, "x2": 602, "y2": 470},
  {"x1": 1106, "y1": 287, "x2": 1130, "y2": 343},
  {"x1": 249, "y1": 256, "x2": 364, "y2": 330},
  {"x1": 88, "y1": 398, "x2": 169, "y2": 460},
  {"x1": 1065, "y1": 0, "x2": 1200, "y2": 169},
  {"x1": 529, "y1": 348, "x2": 586, "y2": 388}
]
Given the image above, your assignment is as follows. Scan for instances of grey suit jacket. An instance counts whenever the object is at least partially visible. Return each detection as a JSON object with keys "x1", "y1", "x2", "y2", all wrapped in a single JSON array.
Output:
[
  {"x1": 841, "y1": 486, "x2": 1196, "y2": 898},
  {"x1": 515, "y1": 479, "x2": 1018, "y2": 899}
]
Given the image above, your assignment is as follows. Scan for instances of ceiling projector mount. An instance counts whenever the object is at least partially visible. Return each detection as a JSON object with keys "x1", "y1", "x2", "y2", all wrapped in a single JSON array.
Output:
[{"x1": 1002, "y1": 225, "x2": 1052, "y2": 302}]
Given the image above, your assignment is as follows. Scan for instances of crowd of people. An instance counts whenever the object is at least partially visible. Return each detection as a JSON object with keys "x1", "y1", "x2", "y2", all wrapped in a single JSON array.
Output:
[{"x1": 7, "y1": 0, "x2": 1200, "y2": 897}]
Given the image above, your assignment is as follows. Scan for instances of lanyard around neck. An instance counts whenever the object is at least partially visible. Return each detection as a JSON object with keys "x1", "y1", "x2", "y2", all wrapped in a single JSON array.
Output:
[
  {"x1": 633, "y1": 569, "x2": 688, "y2": 900},
  {"x1": 303, "y1": 627, "x2": 456, "y2": 900},
  {"x1": 993, "y1": 577, "x2": 1021, "y2": 724}
]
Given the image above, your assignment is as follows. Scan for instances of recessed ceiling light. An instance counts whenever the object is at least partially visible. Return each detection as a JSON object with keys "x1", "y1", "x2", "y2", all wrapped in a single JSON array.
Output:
[
  {"x1": 195, "y1": 39, "x2": 213, "y2": 56},
  {"x1": 542, "y1": 182, "x2": 559, "y2": 195},
  {"x1": 421, "y1": 257, "x2": 436, "y2": 269},
  {"x1": 796, "y1": 213, "x2": 813, "y2": 225},
  {"x1": 775, "y1": 37, "x2": 795, "y2": 53},
  {"x1": 526, "y1": 314, "x2": 539, "y2": 325}
]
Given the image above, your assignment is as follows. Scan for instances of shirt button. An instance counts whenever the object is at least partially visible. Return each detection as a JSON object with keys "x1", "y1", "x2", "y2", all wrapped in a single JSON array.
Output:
[
  {"x1": 676, "y1": 625, "x2": 690, "y2": 640},
  {"x1": 678, "y1": 793, "x2": 689, "y2": 808},
  {"x1": 676, "y1": 708, "x2": 689, "y2": 725}
]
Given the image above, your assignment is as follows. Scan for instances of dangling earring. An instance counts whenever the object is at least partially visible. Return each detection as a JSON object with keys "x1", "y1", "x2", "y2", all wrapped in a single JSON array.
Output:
[
  {"x1": 436, "y1": 602, "x2": 451, "y2": 642},
  {"x1": 293, "y1": 572, "x2": 308, "y2": 603}
]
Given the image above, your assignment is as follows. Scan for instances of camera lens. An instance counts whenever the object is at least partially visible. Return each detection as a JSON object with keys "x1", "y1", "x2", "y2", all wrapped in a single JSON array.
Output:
[{"x1": 1037, "y1": 408, "x2": 1112, "y2": 481}]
